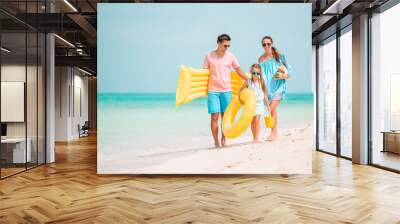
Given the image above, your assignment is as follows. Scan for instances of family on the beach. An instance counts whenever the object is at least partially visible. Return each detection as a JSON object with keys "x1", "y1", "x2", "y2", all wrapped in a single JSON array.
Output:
[{"x1": 203, "y1": 34, "x2": 291, "y2": 148}]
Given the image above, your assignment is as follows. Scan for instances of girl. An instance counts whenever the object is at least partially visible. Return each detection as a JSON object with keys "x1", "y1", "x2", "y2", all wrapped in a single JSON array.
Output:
[
  {"x1": 240, "y1": 64, "x2": 270, "y2": 143},
  {"x1": 259, "y1": 36, "x2": 292, "y2": 141}
]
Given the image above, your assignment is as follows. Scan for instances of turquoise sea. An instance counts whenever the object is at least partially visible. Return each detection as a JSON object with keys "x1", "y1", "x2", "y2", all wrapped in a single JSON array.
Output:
[{"x1": 98, "y1": 93, "x2": 313, "y2": 154}]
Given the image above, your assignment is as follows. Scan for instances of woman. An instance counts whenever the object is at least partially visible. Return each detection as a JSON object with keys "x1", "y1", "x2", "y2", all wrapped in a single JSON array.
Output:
[{"x1": 259, "y1": 36, "x2": 292, "y2": 141}]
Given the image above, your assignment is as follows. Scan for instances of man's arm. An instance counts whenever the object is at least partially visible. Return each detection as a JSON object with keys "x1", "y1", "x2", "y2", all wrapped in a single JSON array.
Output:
[
  {"x1": 234, "y1": 67, "x2": 248, "y2": 81},
  {"x1": 231, "y1": 54, "x2": 247, "y2": 81},
  {"x1": 235, "y1": 67, "x2": 249, "y2": 90}
]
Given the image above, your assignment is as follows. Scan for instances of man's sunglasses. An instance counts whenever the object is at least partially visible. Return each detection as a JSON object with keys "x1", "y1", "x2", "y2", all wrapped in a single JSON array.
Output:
[
  {"x1": 262, "y1": 43, "x2": 272, "y2": 47},
  {"x1": 223, "y1": 44, "x2": 230, "y2": 48},
  {"x1": 252, "y1": 72, "x2": 261, "y2": 76}
]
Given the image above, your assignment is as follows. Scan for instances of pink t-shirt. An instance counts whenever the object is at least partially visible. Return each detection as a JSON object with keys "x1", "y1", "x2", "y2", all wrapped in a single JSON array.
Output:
[{"x1": 203, "y1": 50, "x2": 240, "y2": 92}]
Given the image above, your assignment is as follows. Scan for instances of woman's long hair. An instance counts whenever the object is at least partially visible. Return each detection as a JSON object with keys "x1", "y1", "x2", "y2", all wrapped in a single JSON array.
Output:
[{"x1": 261, "y1": 36, "x2": 280, "y2": 62}]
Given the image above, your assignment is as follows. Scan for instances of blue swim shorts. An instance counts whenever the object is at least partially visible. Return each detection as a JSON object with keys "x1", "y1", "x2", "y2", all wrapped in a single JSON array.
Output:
[{"x1": 207, "y1": 91, "x2": 232, "y2": 114}]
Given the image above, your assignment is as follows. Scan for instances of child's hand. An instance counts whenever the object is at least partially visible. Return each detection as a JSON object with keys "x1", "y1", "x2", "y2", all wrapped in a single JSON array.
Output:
[
  {"x1": 239, "y1": 96, "x2": 245, "y2": 105},
  {"x1": 267, "y1": 104, "x2": 271, "y2": 113},
  {"x1": 244, "y1": 79, "x2": 249, "y2": 87},
  {"x1": 264, "y1": 97, "x2": 271, "y2": 112}
]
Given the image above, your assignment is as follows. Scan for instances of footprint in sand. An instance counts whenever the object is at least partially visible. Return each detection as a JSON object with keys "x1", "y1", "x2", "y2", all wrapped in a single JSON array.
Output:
[{"x1": 225, "y1": 162, "x2": 240, "y2": 168}]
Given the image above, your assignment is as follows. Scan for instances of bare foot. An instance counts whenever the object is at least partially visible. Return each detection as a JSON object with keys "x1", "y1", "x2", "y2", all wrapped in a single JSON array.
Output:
[
  {"x1": 221, "y1": 136, "x2": 226, "y2": 147},
  {"x1": 214, "y1": 141, "x2": 220, "y2": 148},
  {"x1": 265, "y1": 134, "x2": 277, "y2": 141},
  {"x1": 253, "y1": 139, "x2": 260, "y2": 144}
]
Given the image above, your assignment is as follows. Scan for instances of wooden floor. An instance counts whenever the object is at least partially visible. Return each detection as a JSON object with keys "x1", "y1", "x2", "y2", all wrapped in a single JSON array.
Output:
[
  {"x1": 373, "y1": 150, "x2": 400, "y2": 171},
  {"x1": 0, "y1": 167, "x2": 26, "y2": 178},
  {"x1": 1, "y1": 134, "x2": 400, "y2": 224}
]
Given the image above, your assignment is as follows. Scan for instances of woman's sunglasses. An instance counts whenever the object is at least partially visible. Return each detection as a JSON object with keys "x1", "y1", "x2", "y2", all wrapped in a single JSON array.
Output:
[
  {"x1": 223, "y1": 44, "x2": 230, "y2": 48},
  {"x1": 262, "y1": 43, "x2": 272, "y2": 47},
  {"x1": 252, "y1": 72, "x2": 261, "y2": 76}
]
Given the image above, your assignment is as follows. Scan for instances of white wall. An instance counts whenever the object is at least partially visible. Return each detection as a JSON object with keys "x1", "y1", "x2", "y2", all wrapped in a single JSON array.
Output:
[
  {"x1": 70, "y1": 73, "x2": 89, "y2": 139},
  {"x1": 1, "y1": 65, "x2": 26, "y2": 132},
  {"x1": 1, "y1": 64, "x2": 46, "y2": 164},
  {"x1": 55, "y1": 66, "x2": 69, "y2": 141},
  {"x1": 55, "y1": 67, "x2": 89, "y2": 141},
  {"x1": 1, "y1": 65, "x2": 42, "y2": 137},
  {"x1": 1, "y1": 82, "x2": 25, "y2": 122}
]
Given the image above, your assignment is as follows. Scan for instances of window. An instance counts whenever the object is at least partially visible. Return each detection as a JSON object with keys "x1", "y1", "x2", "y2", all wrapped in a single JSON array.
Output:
[
  {"x1": 339, "y1": 28, "x2": 352, "y2": 158},
  {"x1": 0, "y1": 1, "x2": 46, "y2": 179},
  {"x1": 317, "y1": 36, "x2": 337, "y2": 154},
  {"x1": 370, "y1": 3, "x2": 400, "y2": 171}
]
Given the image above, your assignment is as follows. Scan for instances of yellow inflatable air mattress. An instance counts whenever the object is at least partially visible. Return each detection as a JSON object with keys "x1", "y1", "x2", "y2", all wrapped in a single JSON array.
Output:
[{"x1": 176, "y1": 65, "x2": 248, "y2": 107}]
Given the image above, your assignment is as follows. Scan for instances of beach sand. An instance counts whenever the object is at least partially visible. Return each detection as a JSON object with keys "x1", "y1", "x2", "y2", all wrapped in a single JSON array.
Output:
[{"x1": 98, "y1": 122, "x2": 313, "y2": 174}]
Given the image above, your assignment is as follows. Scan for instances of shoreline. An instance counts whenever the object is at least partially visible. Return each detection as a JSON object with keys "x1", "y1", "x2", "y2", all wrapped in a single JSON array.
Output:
[{"x1": 98, "y1": 122, "x2": 313, "y2": 174}]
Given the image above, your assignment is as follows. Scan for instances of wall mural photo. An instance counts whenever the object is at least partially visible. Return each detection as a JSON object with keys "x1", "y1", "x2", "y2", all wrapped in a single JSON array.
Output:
[{"x1": 97, "y1": 3, "x2": 313, "y2": 174}]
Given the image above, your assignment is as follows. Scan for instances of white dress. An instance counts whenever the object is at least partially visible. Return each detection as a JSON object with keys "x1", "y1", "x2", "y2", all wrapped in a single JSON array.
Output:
[{"x1": 248, "y1": 79, "x2": 265, "y2": 115}]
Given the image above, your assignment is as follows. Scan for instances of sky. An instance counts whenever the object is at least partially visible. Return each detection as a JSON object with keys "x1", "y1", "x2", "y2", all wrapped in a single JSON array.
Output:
[{"x1": 98, "y1": 3, "x2": 312, "y2": 93}]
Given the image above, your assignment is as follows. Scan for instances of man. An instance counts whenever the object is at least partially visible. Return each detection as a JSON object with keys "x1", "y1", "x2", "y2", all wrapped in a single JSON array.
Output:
[{"x1": 203, "y1": 34, "x2": 248, "y2": 148}]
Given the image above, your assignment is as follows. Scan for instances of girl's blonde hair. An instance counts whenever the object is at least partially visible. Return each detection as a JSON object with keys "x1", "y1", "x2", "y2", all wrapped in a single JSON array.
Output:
[
  {"x1": 249, "y1": 64, "x2": 265, "y2": 89},
  {"x1": 250, "y1": 63, "x2": 261, "y2": 71}
]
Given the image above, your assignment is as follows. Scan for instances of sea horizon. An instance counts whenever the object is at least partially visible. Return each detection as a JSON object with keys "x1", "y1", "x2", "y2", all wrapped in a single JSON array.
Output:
[{"x1": 98, "y1": 92, "x2": 314, "y2": 106}]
